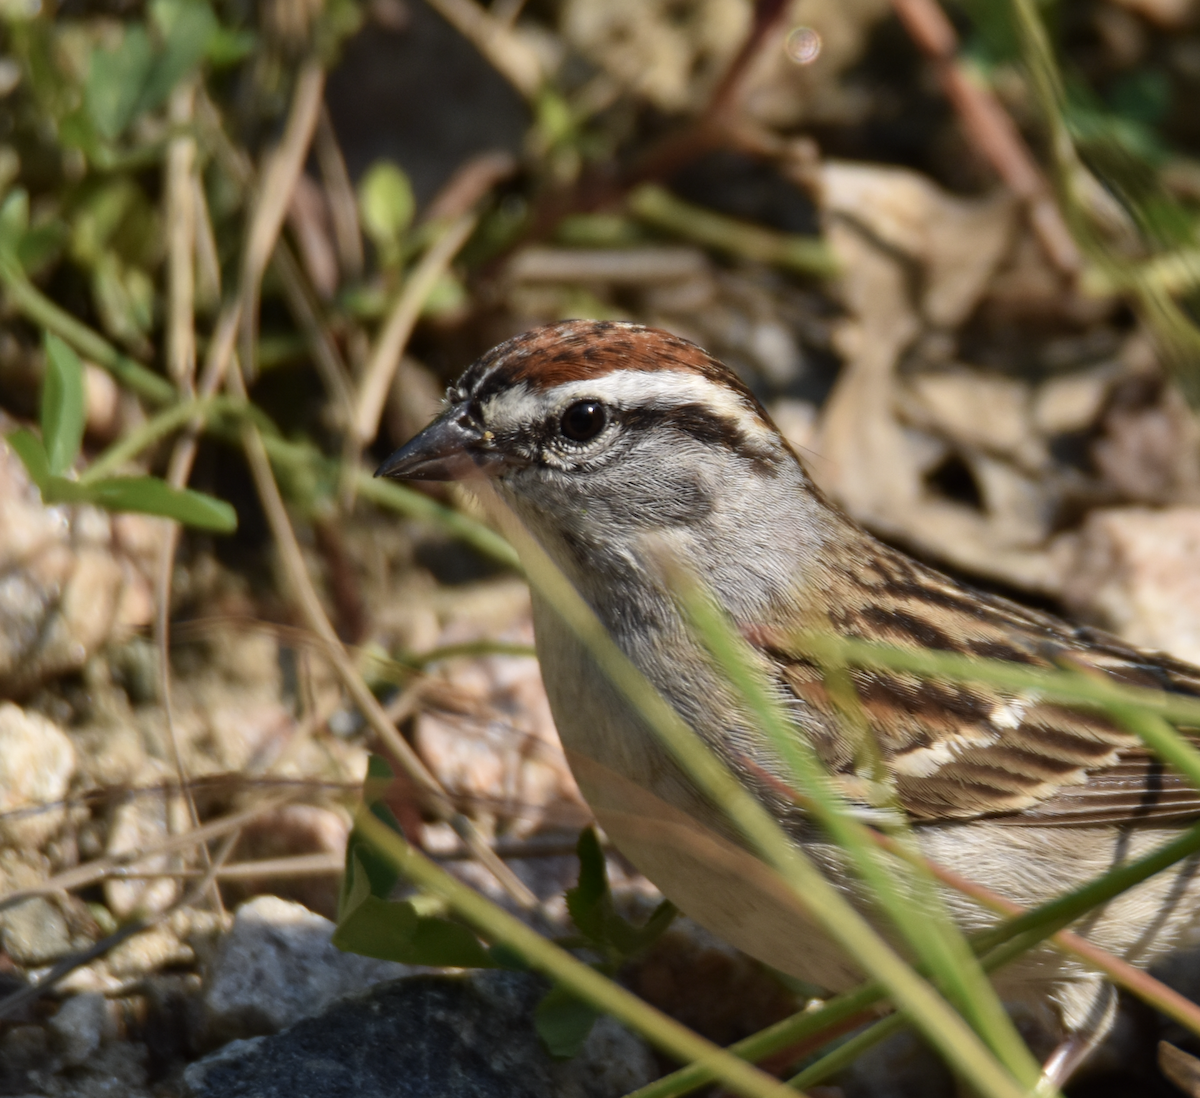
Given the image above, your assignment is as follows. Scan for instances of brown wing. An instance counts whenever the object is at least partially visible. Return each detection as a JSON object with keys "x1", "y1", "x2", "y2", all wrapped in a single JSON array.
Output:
[{"x1": 757, "y1": 540, "x2": 1200, "y2": 827}]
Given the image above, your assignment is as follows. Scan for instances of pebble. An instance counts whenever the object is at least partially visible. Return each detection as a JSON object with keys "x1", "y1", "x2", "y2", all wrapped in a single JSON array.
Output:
[
  {"x1": 1, "y1": 897, "x2": 73, "y2": 966},
  {"x1": 0, "y1": 702, "x2": 76, "y2": 848},
  {"x1": 49, "y1": 992, "x2": 111, "y2": 1066},
  {"x1": 202, "y1": 896, "x2": 412, "y2": 1041},
  {"x1": 1062, "y1": 506, "x2": 1200, "y2": 665}
]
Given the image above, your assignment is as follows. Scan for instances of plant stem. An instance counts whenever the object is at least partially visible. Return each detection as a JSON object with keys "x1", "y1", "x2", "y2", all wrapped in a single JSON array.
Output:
[
  {"x1": 628, "y1": 184, "x2": 838, "y2": 278},
  {"x1": 81, "y1": 396, "x2": 223, "y2": 483},
  {"x1": 0, "y1": 261, "x2": 176, "y2": 405}
]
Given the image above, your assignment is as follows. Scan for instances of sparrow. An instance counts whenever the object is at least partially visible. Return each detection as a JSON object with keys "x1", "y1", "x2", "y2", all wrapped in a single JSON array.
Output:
[{"x1": 377, "y1": 318, "x2": 1200, "y2": 1087}]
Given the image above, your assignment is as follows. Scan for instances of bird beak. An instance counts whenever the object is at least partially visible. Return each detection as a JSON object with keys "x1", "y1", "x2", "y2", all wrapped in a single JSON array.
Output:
[{"x1": 374, "y1": 403, "x2": 503, "y2": 482}]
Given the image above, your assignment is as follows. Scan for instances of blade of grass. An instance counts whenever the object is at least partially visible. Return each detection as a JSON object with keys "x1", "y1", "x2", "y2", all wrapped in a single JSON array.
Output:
[{"x1": 0, "y1": 259, "x2": 175, "y2": 405}]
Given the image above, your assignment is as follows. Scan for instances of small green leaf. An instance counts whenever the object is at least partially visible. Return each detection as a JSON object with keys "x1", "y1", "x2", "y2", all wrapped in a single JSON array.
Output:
[
  {"x1": 0, "y1": 188, "x2": 29, "y2": 256},
  {"x1": 6, "y1": 427, "x2": 50, "y2": 488},
  {"x1": 86, "y1": 26, "x2": 154, "y2": 140},
  {"x1": 338, "y1": 754, "x2": 405, "y2": 919},
  {"x1": 143, "y1": 0, "x2": 219, "y2": 114},
  {"x1": 487, "y1": 942, "x2": 531, "y2": 971},
  {"x1": 205, "y1": 26, "x2": 257, "y2": 67},
  {"x1": 333, "y1": 877, "x2": 494, "y2": 967},
  {"x1": 41, "y1": 333, "x2": 86, "y2": 476},
  {"x1": 535, "y1": 984, "x2": 600, "y2": 1059},
  {"x1": 565, "y1": 827, "x2": 609, "y2": 944},
  {"x1": 564, "y1": 827, "x2": 676, "y2": 961},
  {"x1": 76, "y1": 477, "x2": 237, "y2": 531},
  {"x1": 358, "y1": 161, "x2": 414, "y2": 263}
]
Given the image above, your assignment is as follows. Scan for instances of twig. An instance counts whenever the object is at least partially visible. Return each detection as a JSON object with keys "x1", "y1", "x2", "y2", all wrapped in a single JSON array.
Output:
[
  {"x1": 159, "y1": 75, "x2": 218, "y2": 911},
  {"x1": 0, "y1": 797, "x2": 290, "y2": 914},
  {"x1": 315, "y1": 106, "x2": 364, "y2": 281},
  {"x1": 352, "y1": 211, "x2": 478, "y2": 447},
  {"x1": 889, "y1": 0, "x2": 1079, "y2": 273},
  {"x1": 165, "y1": 81, "x2": 198, "y2": 389},
  {"x1": 624, "y1": 0, "x2": 791, "y2": 187},
  {"x1": 421, "y1": 0, "x2": 544, "y2": 99},
  {"x1": 628, "y1": 185, "x2": 836, "y2": 277},
  {"x1": 237, "y1": 60, "x2": 325, "y2": 381},
  {"x1": 423, "y1": 150, "x2": 518, "y2": 223}
]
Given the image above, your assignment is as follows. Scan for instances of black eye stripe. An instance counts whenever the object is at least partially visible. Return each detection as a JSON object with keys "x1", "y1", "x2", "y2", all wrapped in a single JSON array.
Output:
[{"x1": 622, "y1": 404, "x2": 782, "y2": 469}]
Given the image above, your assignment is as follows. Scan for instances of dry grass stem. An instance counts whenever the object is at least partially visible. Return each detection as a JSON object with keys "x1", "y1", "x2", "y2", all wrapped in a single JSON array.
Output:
[
  {"x1": 353, "y1": 210, "x2": 478, "y2": 447},
  {"x1": 237, "y1": 60, "x2": 326, "y2": 381}
]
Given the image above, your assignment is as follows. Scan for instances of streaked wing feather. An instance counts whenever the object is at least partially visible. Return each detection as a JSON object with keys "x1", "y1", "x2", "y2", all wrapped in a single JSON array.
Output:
[{"x1": 759, "y1": 543, "x2": 1200, "y2": 827}]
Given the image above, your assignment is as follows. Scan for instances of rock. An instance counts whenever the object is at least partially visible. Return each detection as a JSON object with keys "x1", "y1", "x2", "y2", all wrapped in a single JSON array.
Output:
[
  {"x1": 184, "y1": 970, "x2": 656, "y2": 1098},
  {"x1": 0, "y1": 435, "x2": 159, "y2": 696},
  {"x1": 49, "y1": 992, "x2": 111, "y2": 1066},
  {"x1": 38, "y1": 1040, "x2": 153, "y2": 1098},
  {"x1": 203, "y1": 896, "x2": 411, "y2": 1041},
  {"x1": 105, "y1": 922, "x2": 194, "y2": 979},
  {"x1": 0, "y1": 1024, "x2": 51, "y2": 1093},
  {"x1": 105, "y1": 792, "x2": 188, "y2": 918},
  {"x1": 0, "y1": 702, "x2": 76, "y2": 847},
  {"x1": 1, "y1": 897, "x2": 73, "y2": 966},
  {"x1": 1062, "y1": 507, "x2": 1200, "y2": 665}
]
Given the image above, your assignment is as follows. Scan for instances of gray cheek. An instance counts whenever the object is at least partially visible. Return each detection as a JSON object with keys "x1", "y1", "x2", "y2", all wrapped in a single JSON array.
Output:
[{"x1": 618, "y1": 466, "x2": 713, "y2": 526}]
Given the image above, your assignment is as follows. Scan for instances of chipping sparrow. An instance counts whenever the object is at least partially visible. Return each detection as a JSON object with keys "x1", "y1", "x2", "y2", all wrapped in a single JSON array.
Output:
[{"x1": 378, "y1": 319, "x2": 1200, "y2": 1086}]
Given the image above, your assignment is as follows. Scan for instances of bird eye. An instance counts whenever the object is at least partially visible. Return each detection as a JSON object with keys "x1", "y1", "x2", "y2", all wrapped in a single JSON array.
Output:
[{"x1": 560, "y1": 400, "x2": 607, "y2": 442}]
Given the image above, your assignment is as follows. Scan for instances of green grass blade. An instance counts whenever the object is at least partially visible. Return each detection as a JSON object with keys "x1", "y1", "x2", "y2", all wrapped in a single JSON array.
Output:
[{"x1": 41, "y1": 332, "x2": 87, "y2": 476}]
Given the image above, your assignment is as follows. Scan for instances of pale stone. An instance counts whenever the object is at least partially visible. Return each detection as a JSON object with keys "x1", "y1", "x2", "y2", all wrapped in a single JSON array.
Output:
[
  {"x1": 203, "y1": 896, "x2": 411, "y2": 1040},
  {"x1": 0, "y1": 702, "x2": 76, "y2": 847},
  {"x1": 1063, "y1": 507, "x2": 1200, "y2": 665}
]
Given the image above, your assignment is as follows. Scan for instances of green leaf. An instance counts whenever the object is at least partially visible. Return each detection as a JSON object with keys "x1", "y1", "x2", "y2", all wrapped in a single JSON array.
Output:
[
  {"x1": 84, "y1": 3, "x2": 217, "y2": 142},
  {"x1": 72, "y1": 477, "x2": 237, "y2": 531},
  {"x1": 333, "y1": 852, "x2": 494, "y2": 967},
  {"x1": 338, "y1": 754, "x2": 405, "y2": 920},
  {"x1": 564, "y1": 827, "x2": 676, "y2": 961},
  {"x1": 6, "y1": 427, "x2": 50, "y2": 488},
  {"x1": 41, "y1": 333, "x2": 86, "y2": 476},
  {"x1": 143, "y1": 0, "x2": 219, "y2": 114},
  {"x1": 358, "y1": 161, "x2": 414, "y2": 262},
  {"x1": 205, "y1": 26, "x2": 256, "y2": 67},
  {"x1": 86, "y1": 26, "x2": 154, "y2": 140},
  {"x1": 535, "y1": 983, "x2": 601, "y2": 1059},
  {"x1": 0, "y1": 188, "x2": 29, "y2": 256},
  {"x1": 565, "y1": 827, "x2": 609, "y2": 943}
]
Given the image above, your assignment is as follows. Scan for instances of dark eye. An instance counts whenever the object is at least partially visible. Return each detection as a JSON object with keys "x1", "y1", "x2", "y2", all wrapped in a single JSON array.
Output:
[{"x1": 560, "y1": 400, "x2": 607, "y2": 442}]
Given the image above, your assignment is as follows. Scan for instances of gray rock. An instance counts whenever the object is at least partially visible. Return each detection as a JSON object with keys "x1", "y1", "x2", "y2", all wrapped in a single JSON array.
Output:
[
  {"x1": 49, "y1": 992, "x2": 111, "y2": 1066},
  {"x1": 203, "y1": 896, "x2": 410, "y2": 1040},
  {"x1": 184, "y1": 970, "x2": 656, "y2": 1098}
]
